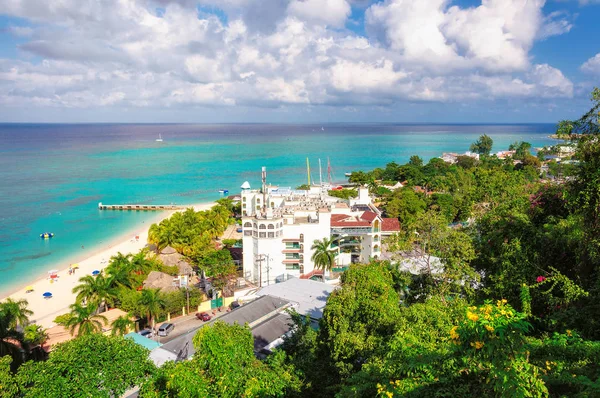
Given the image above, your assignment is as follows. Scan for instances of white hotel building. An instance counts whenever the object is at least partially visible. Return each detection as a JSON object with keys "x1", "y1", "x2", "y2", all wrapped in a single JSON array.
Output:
[{"x1": 240, "y1": 169, "x2": 400, "y2": 286}]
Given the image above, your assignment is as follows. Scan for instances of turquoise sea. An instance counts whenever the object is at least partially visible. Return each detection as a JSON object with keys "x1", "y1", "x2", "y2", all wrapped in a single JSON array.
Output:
[{"x1": 0, "y1": 123, "x2": 559, "y2": 296}]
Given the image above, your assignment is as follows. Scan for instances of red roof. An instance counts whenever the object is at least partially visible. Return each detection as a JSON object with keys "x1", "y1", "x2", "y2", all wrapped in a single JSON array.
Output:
[
  {"x1": 361, "y1": 211, "x2": 378, "y2": 222},
  {"x1": 330, "y1": 212, "x2": 382, "y2": 227},
  {"x1": 382, "y1": 218, "x2": 400, "y2": 232}
]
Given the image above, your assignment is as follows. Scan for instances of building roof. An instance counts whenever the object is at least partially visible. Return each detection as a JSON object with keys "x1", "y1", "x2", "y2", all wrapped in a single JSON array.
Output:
[
  {"x1": 149, "y1": 347, "x2": 178, "y2": 367},
  {"x1": 252, "y1": 313, "x2": 292, "y2": 352},
  {"x1": 256, "y1": 278, "x2": 335, "y2": 320},
  {"x1": 125, "y1": 332, "x2": 162, "y2": 351},
  {"x1": 161, "y1": 245, "x2": 177, "y2": 255},
  {"x1": 330, "y1": 214, "x2": 372, "y2": 227},
  {"x1": 143, "y1": 271, "x2": 178, "y2": 292},
  {"x1": 219, "y1": 295, "x2": 290, "y2": 327},
  {"x1": 100, "y1": 308, "x2": 130, "y2": 333},
  {"x1": 361, "y1": 211, "x2": 378, "y2": 222},
  {"x1": 241, "y1": 181, "x2": 251, "y2": 189},
  {"x1": 382, "y1": 218, "x2": 400, "y2": 232}
]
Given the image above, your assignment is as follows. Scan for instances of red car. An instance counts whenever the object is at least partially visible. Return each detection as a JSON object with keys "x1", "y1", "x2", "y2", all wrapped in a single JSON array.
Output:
[{"x1": 196, "y1": 312, "x2": 211, "y2": 321}]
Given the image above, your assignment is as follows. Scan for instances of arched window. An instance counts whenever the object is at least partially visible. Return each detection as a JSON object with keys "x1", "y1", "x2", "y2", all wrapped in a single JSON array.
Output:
[
  {"x1": 268, "y1": 224, "x2": 274, "y2": 229},
  {"x1": 259, "y1": 224, "x2": 266, "y2": 229},
  {"x1": 242, "y1": 197, "x2": 246, "y2": 202},
  {"x1": 244, "y1": 222, "x2": 252, "y2": 228},
  {"x1": 253, "y1": 223, "x2": 258, "y2": 229}
]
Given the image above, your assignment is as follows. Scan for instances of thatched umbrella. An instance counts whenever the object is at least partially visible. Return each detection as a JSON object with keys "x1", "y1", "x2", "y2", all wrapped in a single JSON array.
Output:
[{"x1": 143, "y1": 271, "x2": 178, "y2": 292}]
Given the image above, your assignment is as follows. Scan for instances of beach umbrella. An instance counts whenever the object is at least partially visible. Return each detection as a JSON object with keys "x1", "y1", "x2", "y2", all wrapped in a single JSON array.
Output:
[
  {"x1": 43, "y1": 292, "x2": 52, "y2": 298},
  {"x1": 71, "y1": 264, "x2": 79, "y2": 269},
  {"x1": 25, "y1": 285, "x2": 34, "y2": 293},
  {"x1": 92, "y1": 270, "x2": 100, "y2": 276}
]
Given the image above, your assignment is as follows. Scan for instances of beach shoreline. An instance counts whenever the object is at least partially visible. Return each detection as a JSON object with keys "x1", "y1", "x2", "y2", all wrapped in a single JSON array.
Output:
[{"x1": 0, "y1": 201, "x2": 216, "y2": 329}]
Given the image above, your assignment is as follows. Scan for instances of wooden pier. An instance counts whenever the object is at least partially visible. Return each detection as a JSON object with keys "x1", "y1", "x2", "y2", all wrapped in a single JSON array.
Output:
[{"x1": 98, "y1": 202, "x2": 185, "y2": 211}]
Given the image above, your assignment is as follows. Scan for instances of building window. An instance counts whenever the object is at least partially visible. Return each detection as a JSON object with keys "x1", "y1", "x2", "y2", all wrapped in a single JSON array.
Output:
[
  {"x1": 256, "y1": 206, "x2": 260, "y2": 210},
  {"x1": 268, "y1": 224, "x2": 274, "y2": 229},
  {"x1": 285, "y1": 243, "x2": 300, "y2": 249},
  {"x1": 244, "y1": 230, "x2": 252, "y2": 236},
  {"x1": 373, "y1": 245, "x2": 380, "y2": 252},
  {"x1": 253, "y1": 231, "x2": 258, "y2": 237},
  {"x1": 244, "y1": 222, "x2": 252, "y2": 228},
  {"x1": 256, "y1": 198, "x2": 260, "y2": 203},
  {"x1": 286, "y1": 263, "x2": 300, "y2": 270},
  {"x1": 268, "y1": 232, "x2": 274, "y2": 238},
  {"x1": 242, "y1": 197, "x2": 246, "y2": 202},
  {"x1": 271, "y1": 202, "x2": 275, "y2": 207},
  {"x1": 285, "y1": 253, "x2": 300, "y2": 259},
  {"x1": 253, "y1": 223, "x2": 258, "y2": 229},
  {"x1": 242, "y1": 203, "x2": 246, "y2": 208},
  {"x1": 374, "y1": 235, "x2": 379, "y2": 242},
  {"x1": 259, "y1": 224, "x2": 266, "y2": 229},
  {"x1": 259, "y1": 232, "x2": 266, "y2": 238}
]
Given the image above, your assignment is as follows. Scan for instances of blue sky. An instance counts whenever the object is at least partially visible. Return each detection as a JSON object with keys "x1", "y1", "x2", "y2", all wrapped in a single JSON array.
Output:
[{"x1": 0, "y1": 0, "x2": 599, "y2": 123}]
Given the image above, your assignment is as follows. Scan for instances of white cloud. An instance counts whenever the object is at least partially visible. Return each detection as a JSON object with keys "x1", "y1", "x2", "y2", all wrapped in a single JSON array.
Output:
[
  {"x1": 0, "y1": 0, "x2": 577, "y2": 115},
  {"x1": 288, "y1": 0, "x2": 352, "y2": 27},
  {"x1": 581, "y1": 53, "x2": 600, "y2": 75}
]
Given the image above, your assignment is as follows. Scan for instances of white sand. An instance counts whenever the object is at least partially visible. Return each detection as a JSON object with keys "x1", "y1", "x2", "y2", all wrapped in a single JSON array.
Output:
[{"x1": 1, "y1": 202, "x2": 215, "y2": 328}]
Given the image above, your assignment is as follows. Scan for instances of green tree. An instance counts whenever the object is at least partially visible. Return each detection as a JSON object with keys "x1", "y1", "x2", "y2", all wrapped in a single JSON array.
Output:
[
  {"x1": 0, "y1": 306, "x2": 26, "y2": 370},
  {"x1": 470, "y1": 134, "x2": 494, "y2": 155},
  {"x1": 318, "y1": 262, "x2": 401, "y2": 381},
  {"x1": 385, "y1": 187, "x2": 427, "y2": 226},
  {"x1": 388, "y1": 210, "x2": 477, "y2": 300},
  {"x1": 409, "y1": 155, "x2": 423, "y2": 167},
  {"x1": 17, "y1": 333, "x2": 156, "y2": 398},
  {"x1": 456, "y1": 154, "x2": 477, "y2": 169},
  {"x1": 311, "y1": 237, "x2": 338, "y2": 272},
  {"x1": 0, "y1": 356, "x2": 19, "y2": 398},
  {"x1": 72, "y1": 273, "x2": 116, "y2": 312},
  {"x1": 0, "y1": 298, "x2": 33, "y2": 330},
  {"x1": 23, "y1": 324, "x2": 48, "y2": 348},
  {"x1": 140, "y1": 322, "x2": 301, "y2": 397},
  {"x1": 63, "y1": 303, "x2": 107, "y2": 336},
  {"x1": 111, "y1": 315, "x2": 135, "y2": 336},
  {"x1": 509, "y1": 141, "x2": 532, "y2": 159},
  {"x1": 138, "y1": 288, "x2": 165, "y2": 329}
]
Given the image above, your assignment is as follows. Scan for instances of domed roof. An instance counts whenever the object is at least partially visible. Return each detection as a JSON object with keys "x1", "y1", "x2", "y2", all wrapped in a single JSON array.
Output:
[{"x1": 240, "y1": 181, "x2": 251, "y2": 189}]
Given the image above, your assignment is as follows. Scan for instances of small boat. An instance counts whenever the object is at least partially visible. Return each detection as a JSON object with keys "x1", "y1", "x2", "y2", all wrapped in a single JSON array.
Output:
[
  {"x1": 321, "y1": 127, "x2": 325, "y2": 131},
  {"x1": 156, "y1": 134, "x2": 163, "y2": 142},
  {"x1": 40, "y1": 232, "x2": 54, "y2": 239},
  {"x1": 345, "y1": 172, "x2": 352, "y2": 177},
  {"x1": 218, "y1": 189, "x2": 229, "y2": 194}
]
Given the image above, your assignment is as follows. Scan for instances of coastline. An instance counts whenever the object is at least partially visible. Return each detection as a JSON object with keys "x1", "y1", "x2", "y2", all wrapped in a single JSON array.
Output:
[{"x1": 1, "y1": 201, "x2": 216, "y2": 329}]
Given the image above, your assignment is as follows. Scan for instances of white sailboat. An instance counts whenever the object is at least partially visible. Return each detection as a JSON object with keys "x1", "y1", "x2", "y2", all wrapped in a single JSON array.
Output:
[{"x1": 156, "y1": 134, "x2": 163, "y2": 142}]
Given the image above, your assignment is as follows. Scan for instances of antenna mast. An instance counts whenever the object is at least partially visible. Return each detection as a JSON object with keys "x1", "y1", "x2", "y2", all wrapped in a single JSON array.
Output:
[
  {"x1": 306, "y1": 158, "x2": 311, "y2": 187},
  {"x1": 261, "y1": 166, "x2": 267, "y2": 215},
  {"x1": 318, "y1": 159, "x2": 322, "y2": 185}
]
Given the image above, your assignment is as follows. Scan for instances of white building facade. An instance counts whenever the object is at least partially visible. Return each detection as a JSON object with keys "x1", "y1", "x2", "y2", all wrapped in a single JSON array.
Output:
[{"x1": 241, "y1": 171, "x2": 400, "y2": 286}]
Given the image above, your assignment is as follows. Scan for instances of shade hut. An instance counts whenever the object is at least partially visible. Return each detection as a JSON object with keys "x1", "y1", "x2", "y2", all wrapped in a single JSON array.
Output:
[
  {"x1": 143, "y1": 271, "x2": 178, "y2": 292},
  {"x1": 159, "y1": 246, "x2": 194, "y2": 277}
]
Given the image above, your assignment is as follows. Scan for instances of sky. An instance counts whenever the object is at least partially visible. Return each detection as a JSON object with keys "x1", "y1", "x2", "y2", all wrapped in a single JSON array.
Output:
[{"x1": 0, "y1": 0, "x2": 599, "y2": 123}]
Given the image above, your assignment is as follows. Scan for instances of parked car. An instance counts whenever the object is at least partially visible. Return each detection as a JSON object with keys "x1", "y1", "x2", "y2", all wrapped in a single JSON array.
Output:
[
  {"x1": 196, "y1": 312, "x2": 211, "y2": 321},
  {"x1": 138, "y1": 329, "x2": 152, "y2": 338},
  {"x1": 157, "y1": 322, "x2": 175, "y2": 336},
  {"x1": 230, "y1": 301, "x2": 241, "y2": 309}
]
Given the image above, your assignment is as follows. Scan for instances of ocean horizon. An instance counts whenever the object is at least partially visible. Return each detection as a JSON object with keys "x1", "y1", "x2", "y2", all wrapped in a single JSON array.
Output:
[{"x1": 0, "y1": 123, "x2": 560, "y2": 296}]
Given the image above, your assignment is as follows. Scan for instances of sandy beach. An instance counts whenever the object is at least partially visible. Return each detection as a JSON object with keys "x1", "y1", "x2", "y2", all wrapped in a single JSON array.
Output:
[{"x1": 1, "y1": 202, "x2": 215, "y2": 329}]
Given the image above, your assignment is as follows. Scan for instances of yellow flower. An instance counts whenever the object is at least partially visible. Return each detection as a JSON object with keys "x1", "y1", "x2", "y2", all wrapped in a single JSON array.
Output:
[
  {"x1": 386, "y1": 392, "x2": 394, "y2": 398},
  {"x1": 467, "y1": 312, "x2": 479, "y2": 322},
  {"x1": 566, "y1": 330, "x2": 572, "y2": 337},
  {"x1": 470, "y1": 341, "x2": 484, "y2": 349},
  {"x1": 485, "y1": 325, "x2": 495, "y2": 333},
  {"x1": 496, "y1": 299, "x2": 507, "y2": 307},
  {"x1": 469, "y1": 306, "x2": 477, "y2": 311},
  {"x1": 450, "y1": 326, "x2": 460, "y2": 340}
]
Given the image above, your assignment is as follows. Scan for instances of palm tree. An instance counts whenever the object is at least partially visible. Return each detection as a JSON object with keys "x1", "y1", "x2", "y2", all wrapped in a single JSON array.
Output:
[
  {"x1": 0, "y1": 298, "x2": 33, "y2": 330},
  {"x1": 130, "y1": 249, "x2": 153, "y2": 275},
  {"x1": 110, "y1": 315, "x2": 134, "y2": 336},
  {"x1": 311, "y1": 237, "x2": 338, "y2": 273},
  {"x1": 23, "y1": 324, "x2": 48, "y2": 348},
  {"x1": 0, "y1": 308, "x2": 26, "y2": 369},
  {"x1": 64, "y1": 303, "x2": 107, "y2": 336},
  {"x1": 106, "y1": 253, "x2": 133, "y2": 289},
  {"x1": 138, "y1": 288, "x2": 165, "y2": 329},
  {"x1": 72, "y1": 274, "x2": 116, "y2": 312}
]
